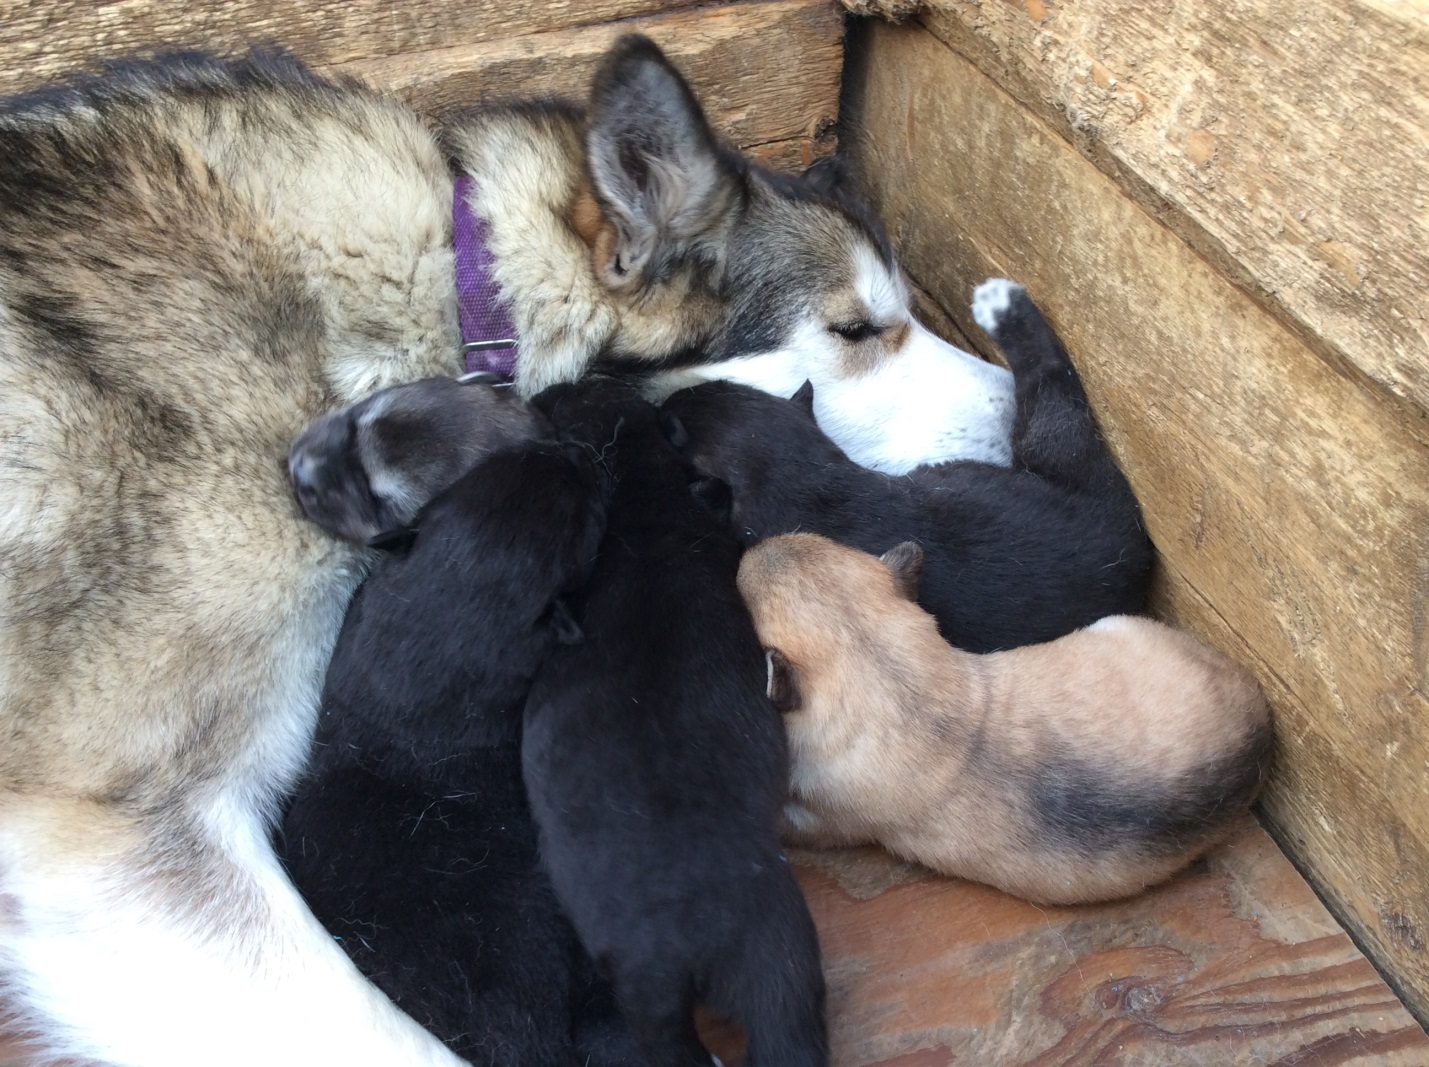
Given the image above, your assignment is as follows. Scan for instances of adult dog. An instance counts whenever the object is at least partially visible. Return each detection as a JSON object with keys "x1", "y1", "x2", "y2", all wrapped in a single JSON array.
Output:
[{"x1": 0, "y1": 35, "x2": 1011, "y2": 1066}]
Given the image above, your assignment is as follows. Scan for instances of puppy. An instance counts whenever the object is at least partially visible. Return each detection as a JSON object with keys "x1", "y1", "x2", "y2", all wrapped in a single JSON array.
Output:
[
  {"x1": 523, "y1": 378, "x2": 828, "y2": 1067},
  {"x1": 661, "y1": 279, "x2": 1153, "y2": 653},
  {"x1": 288, "y1": 373, "x2": 545, "y2": 544},
  {"x1": 281, "y1": 441, "x2": 636, "y2": 1066},
  {"x1": 740, "y1": 533, "x2": 1274, "y2": 905}
]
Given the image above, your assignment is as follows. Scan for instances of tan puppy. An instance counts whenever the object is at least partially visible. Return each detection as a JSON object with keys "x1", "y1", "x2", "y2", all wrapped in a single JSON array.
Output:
[{"x1": 738, "y1": 533, "x2": 1273, "y2": 905}]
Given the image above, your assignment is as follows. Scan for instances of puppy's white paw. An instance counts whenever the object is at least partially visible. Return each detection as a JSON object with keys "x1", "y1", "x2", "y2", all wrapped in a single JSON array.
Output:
[
  {"x1": 971, "y1": 278, "x2": 1025, "y2": 336},
  {"x1": 710, "y1": 1057, "x2": 725, "y2": 1067}
]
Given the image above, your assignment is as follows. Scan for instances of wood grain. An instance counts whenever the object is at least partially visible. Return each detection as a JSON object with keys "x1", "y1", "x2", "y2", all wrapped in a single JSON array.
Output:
[
  {"x1": 905, "y1": 0, "x2": 1429, "y2": 435},
  {"x1": 698, "y1": 823, "x2": 1428, "y2": 1065},
  {"x1": 841, "y1": 18, "x2": 1429, "y2": 1021},
  {"x1": 0, "y1": 0, "x2": 705, "y2": 96},
  {"x1": 333, "y1": 0, "x2": 844, "y2": 159}
]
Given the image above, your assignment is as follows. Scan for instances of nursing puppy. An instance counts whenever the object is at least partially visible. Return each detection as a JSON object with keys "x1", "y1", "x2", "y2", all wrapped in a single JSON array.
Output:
[
  {"x1": 663, "y1": 280, "x2": 1153, "y2": 653},
  {"x1": 286, "y1": 373, "x2": 543, "y2": 544},
  {"x1": 740, "y1": 533, "x2": 1274, "y2": 905},
  {"x1": 524, "y1": 378, "x2": 827, "y2": 1067},
  {"x1": 282, "y1": 442, "x2": 633, "y2": 1066}
]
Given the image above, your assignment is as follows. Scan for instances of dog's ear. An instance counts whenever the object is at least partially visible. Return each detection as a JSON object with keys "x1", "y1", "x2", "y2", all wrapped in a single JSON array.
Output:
[
  {"x1": 661, "y1": 411, "x2": 690, "y2": 450},
  {"x1": 766, "y1": 649, "x2": 803, "y2": 712},
  {"x1": 365, "y1": 526, "x2": 417, "y2": 553},
  {"x1": 689, "y1": 476, "x2": 733, "y2": 527},
  {"x1": 585, "y1": 35, "x2": 740, "y2": 288},
  {"x1": 790, "y1": 380, "x2": 816, "y2": 418},
  {"x1": 549, "y1": 597, "x2": 585, "y2": 646},
  {"x1": 879, "y1": 541, "x2": 924, "y2": 601}
]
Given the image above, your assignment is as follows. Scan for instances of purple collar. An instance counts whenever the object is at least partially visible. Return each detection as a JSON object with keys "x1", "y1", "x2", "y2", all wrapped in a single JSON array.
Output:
[{"x1": 453, "y1": 175, "x2": 519, "y2": 380}]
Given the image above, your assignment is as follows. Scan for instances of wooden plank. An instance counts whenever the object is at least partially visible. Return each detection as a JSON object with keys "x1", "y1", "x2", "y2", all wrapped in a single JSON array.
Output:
[
  {"x1": 904, "y1": 0, "x2": 1429, "y2": 435},
  {"x1": 333, "y1": 0, "x2": 844, "y2": 159},
  {"x1": 842, "y1": 18, "x2": 1429, "y2": 1020},
  {"x1": 748, "y1": 137, "x2": 836, "y2": 173},
  {"x1": 698, "y1": 823, "x2": 1429, "y2": 1064},
  {"x1": 0, "y1": 0, "x2": 707, "y2": 97},
  {"x1": 10, "y1": 824, "x2": 1426, "y2": 1064}
]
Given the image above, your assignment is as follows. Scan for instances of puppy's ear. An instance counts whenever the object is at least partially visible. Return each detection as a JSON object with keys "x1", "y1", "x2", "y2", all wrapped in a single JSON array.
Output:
[
  {"x1": 801, "y1": 154, "x2": 857, "y2": 199},
  {"x1": 880, "y1": 541, "x2": 924, "y2": 601},
  {"x1": 365, "y1": 526, "x2": 418, "y2": 553},
  {"x1": 661, "y1": 411, "x2": 690, "y2": 450},
  {"x1": 585, "y1": 35, "x2": 740, "y2": 288},
  {"x1": 790, "y1": 380, "x2": 816, "y2": 418},
  {"x1": 549, "y1": 597, "x2": 585, "y2": 646},
  {"x1": 766, "y1": 649, "x2": 802, "y2": 712},
  {"x1": 689, "y1": 476, "x2": 733, "y2": 527}
]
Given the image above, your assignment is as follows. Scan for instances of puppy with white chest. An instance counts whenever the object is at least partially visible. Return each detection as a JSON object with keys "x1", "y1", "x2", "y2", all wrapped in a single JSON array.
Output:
[{"x1": 740, "y1": 533, "x2": 1274, "y2": 905}]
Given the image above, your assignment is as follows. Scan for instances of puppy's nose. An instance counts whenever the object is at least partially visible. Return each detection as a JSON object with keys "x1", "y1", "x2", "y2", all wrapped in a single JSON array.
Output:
[{"x1": 288, "y1": 451, "x2": 320, "y2": 505}]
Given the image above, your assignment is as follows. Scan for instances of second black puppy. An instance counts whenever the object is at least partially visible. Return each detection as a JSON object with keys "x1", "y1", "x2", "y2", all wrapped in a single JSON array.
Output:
[
  {"x1": 282, "y1": 442, "x2": 638, "y2": 1066},
  {"x1": 525, "y1": 378, "x2": 828, "y2": 1067},
  {"x1": 661, "y1": 279, "x2": 1153, "y2": 654}
]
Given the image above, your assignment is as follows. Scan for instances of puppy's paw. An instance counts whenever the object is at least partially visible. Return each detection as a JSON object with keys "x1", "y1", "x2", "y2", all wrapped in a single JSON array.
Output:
[{"x1": 970, "y1": 278, "x2": 1027, "y2": 338}]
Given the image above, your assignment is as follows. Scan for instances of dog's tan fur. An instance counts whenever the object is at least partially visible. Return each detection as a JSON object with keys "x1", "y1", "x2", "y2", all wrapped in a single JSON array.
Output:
[
  {"x1": 0, "y1": 58, "x2": 468, "y2": 1067},
  {"x1": 739, "y1": 534, "x2": 1273, "y2": 905}
]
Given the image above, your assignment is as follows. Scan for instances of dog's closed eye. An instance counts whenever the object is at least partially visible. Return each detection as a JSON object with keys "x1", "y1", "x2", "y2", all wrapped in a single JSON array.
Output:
[{"x1": 828, "y1": 321, "x2": 884, "y2": 343}]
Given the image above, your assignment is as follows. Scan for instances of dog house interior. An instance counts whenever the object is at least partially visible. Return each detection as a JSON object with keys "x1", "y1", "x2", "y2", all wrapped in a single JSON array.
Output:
[{"x1": 1, "y1": 0, "x2": 1426, "y2": 1063}]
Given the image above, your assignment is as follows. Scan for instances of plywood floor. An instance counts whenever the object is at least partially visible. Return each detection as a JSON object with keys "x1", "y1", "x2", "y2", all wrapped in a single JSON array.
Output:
[{"x1": 4, "y1": 817, "x2": 1425, "y2": 1065}]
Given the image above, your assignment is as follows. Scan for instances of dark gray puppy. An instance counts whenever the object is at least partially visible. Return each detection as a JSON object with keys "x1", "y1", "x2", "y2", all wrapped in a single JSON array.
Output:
[{"x1": 287, "y1": 374, "x2": 546, "y2": 543}]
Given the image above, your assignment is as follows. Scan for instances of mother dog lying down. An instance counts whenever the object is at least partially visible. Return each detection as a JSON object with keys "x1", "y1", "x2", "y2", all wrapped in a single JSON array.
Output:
[{"x1": 0, "y1": 36, "x2": 1011, "y2": 1067}]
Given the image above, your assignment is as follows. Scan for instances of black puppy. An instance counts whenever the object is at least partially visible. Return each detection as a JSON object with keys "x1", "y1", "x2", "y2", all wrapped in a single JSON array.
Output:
[
  {"x1": 524, "y1": 378, "x2": 828, "y2": 1067},
  {"x1": 282, "y1": 442, "x2": 638, "y2": 1066},
  {"x1": 660, "y1": 279, "x2": 1153, "y2": 653}
]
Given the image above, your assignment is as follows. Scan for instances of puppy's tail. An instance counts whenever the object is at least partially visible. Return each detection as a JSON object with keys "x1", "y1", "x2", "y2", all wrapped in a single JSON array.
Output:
[{"x1": 709, "y1": 864, "x2": 829, "y2": 1067}]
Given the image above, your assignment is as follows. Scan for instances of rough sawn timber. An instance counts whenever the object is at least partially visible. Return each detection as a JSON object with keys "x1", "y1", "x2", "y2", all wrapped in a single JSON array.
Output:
[
  {"x1": 333, "y1": 0, "x2": 845, "y2": 170},
  {"x1": 842, "y1": 17, "x2": 1429, "y2": 1023},
  {"x1": 913, "y1": 0, "x2": 1429, "y2": 433},
  {"x1": 0, "y1": 0, "x2": 704, "y2": 96}
]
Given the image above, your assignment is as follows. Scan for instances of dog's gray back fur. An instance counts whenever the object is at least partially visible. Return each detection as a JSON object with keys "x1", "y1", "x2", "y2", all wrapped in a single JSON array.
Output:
[{"x1": 0, "y1": 48, "x2": 457, "y2": 840}]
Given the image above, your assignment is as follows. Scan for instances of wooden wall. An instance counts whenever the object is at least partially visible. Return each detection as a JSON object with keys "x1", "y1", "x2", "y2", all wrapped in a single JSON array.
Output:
[
  {"x1": 0, "y1": 0, "x2": 845, "y2": 171},
  {"x1": 840, "y1": 0, "x2": 1429, "y2": 1021}
]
